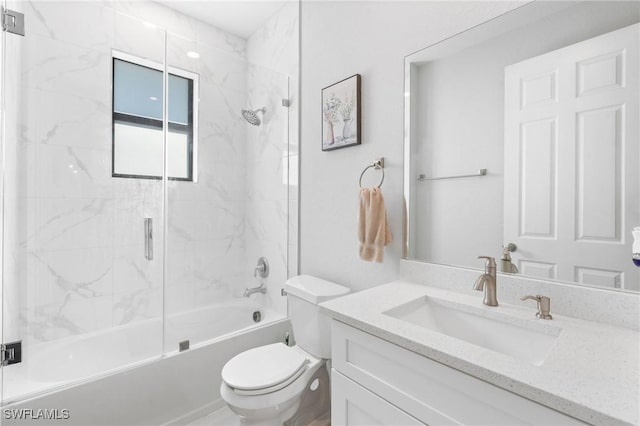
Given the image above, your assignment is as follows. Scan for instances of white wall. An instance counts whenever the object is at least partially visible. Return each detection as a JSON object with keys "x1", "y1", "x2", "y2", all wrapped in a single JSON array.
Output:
[{"x1": 299, "y1": 1, "x2": 526, "y2": 291}]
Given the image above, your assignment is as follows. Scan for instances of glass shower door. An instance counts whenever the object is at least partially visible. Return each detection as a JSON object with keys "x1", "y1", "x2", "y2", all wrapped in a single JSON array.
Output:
[
  {"x1": 0, "y1": 2, "x2": 167, "y2": 403},
  {"x1": 163, "y1": 28, "x2": 292, "y2": 352}
]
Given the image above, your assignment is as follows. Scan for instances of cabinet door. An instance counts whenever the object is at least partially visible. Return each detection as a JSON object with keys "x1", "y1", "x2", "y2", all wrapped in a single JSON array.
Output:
[
  {"x1": 332, "y1": 370, "x2": 426, "y2": 426},
  {"x1": 332, "y1": 320, "x2": 588, "y2": 426}
]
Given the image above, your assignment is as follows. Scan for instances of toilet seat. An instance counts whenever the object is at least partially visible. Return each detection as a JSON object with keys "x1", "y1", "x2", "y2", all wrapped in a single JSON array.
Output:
[
  {"x1": 233, "y1": 364, "x2": 307, "y2": 396},
  {"x1": 220, "y1": 345, "x2": 324, "y2": 413},
  {"x1": 222, "y1": 343, "x2": 309, "y2": 396}
]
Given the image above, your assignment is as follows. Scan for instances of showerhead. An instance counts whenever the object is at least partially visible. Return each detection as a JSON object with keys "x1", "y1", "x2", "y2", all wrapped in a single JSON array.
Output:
[{"x1": 241, "y1": 107, "x2": 266, "y2": 126}]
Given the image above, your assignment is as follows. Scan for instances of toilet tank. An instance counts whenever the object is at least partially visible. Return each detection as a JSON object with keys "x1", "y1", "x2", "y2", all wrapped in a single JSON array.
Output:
[{"x1": 285, "y1": 275, "x2": 350, "y2": 359}]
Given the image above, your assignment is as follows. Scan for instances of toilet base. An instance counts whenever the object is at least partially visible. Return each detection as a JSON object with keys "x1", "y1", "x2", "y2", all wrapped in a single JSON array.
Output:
[
  {"x1": 284, "y1": 364, "x2": 330, "y2": 426},
  {"x1": 230, "y1": 399, "x2": 300, "y2": 426},
  {"x1": 222, "y1": 364, "x2": 331, "y2": 426}
]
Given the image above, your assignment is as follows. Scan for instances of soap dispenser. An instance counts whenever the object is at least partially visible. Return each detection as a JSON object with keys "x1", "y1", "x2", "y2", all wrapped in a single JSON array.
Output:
[
  {"x1": 633, "y1": 227, "x2": 640, "y2": 267},
  {"x1": 500, "y1": 244, "x2": 518, "y2": 273}
]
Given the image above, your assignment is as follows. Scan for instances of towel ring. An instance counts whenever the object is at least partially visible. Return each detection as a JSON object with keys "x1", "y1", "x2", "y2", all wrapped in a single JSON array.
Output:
[{"x1": 359, "y1": 158, "x2": 385, "y2": 188}]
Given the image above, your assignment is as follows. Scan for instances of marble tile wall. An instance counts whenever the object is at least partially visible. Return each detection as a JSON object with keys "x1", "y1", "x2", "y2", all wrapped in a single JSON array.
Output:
[
  {"x1": 1, "y1": 0, "x2": 297, "y2": 350},
  {"x1": 163, "y1": 14, "x2": 249, "y2": 327},
  {"x1": 6, "y1": 0, "x2": 128, "y2": 344}
]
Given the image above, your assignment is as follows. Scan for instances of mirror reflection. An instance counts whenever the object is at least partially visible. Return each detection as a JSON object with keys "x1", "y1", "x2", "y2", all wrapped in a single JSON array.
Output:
[{"x1": 404, "y1": 1, "x2": 640, "y2": 292}]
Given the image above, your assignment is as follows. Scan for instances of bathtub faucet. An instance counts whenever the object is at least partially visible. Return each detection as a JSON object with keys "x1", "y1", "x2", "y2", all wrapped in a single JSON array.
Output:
[{"x1": 243, "y1": 283, "x2": 267, "y2": 297}]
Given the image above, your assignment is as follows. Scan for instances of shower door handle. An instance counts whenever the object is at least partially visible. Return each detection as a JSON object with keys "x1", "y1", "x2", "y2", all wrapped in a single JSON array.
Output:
[{"x1": 144, "y1": 218, "x2": 153, "y2": 261}]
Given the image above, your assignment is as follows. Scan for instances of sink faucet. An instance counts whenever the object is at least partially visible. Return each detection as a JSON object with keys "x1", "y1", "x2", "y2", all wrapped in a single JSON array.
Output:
[{"x1": 474, "y1": 256, "x2": 498, "y2": 306}]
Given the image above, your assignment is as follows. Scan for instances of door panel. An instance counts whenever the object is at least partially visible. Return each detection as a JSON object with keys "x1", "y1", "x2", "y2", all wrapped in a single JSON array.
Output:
[
  {"x1": 576, "y1": 106, "x2": 621, "y2": 241},
  {"x1": 519, "y1": 118, "x2": 557, "y2": 238},
  {"x1": 504, "y1": 23, "x2": 639, "y2": 289}
]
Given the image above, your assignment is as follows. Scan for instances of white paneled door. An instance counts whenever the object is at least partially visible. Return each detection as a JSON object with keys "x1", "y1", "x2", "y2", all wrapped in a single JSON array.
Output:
[{"x1": 504, "y1": 24, "x2": 639, "y2": 290}]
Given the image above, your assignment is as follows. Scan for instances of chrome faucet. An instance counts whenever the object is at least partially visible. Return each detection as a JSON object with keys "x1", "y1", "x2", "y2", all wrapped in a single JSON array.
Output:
[
  {"x1": 244, "y1": 257, "x2": 269, "y2": 297},
  {"x1": 474, "y1": 256, "x2": 498, "y2": 306},
  {"x1": 243, "y1": 282, "x2": 267, "y2": 297},
  {"x1": 521, "y1": 295, "x2": 553, "y2": 319}
]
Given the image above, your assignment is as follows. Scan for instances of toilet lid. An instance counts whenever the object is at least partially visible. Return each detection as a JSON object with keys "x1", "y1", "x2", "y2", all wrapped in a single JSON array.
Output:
[{"x1": 222, "y1": 343, "x2": 309, "y2": 391}]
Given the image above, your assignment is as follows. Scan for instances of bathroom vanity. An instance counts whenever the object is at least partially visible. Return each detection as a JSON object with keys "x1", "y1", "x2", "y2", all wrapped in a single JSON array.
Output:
[{"x1": 320, "y1": 280, "x2": 639, "y2": 426}]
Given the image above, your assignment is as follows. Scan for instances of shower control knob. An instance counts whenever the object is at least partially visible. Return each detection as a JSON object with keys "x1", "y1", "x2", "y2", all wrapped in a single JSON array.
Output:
[{"x1": 254, "y1": 257, "x2": 269, "y2": 278}]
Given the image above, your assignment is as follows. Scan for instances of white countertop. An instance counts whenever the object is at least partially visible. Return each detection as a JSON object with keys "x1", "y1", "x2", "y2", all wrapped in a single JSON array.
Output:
[{"x1": 320, "y1": 280, "x2": 640, "y2": 426}]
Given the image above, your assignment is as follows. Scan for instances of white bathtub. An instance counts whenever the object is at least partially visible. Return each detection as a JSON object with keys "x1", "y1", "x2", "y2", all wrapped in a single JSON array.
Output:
[
  {"x1": 2, "y1": 300, "x2": 290, "y2": 425},
  {"x1": 165, "y1": 301, "x2": 268, "y2": 349}
]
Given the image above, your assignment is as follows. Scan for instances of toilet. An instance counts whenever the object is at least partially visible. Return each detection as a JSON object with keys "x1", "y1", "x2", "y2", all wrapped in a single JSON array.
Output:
[{"x1": 220, "y1": 275, "x2": 350, "y2": 425}]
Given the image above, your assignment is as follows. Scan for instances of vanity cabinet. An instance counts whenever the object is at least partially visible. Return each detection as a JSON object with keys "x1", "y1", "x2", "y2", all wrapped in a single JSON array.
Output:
[
  {"x1": 330, "y1": 320, "x2": 587, "y2": 426},
  {"x1": 332, "y1": 372, "x2": 424, "y2": 425}
]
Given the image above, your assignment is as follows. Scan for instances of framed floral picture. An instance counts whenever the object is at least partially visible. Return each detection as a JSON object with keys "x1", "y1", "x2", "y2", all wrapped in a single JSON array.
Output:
[{"x1": 321, "y1": 74, "x2": 361, "y2": 151}]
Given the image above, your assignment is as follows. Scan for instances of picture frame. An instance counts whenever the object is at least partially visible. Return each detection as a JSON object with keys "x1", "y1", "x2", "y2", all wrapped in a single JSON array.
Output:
[{"x1": 321, "y1": 74, "x2": 361, "y2": 151}]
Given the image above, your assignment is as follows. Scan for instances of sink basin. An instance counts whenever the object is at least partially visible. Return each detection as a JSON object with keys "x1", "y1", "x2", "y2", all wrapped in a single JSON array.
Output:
[{"x1": 383, "y1": 296, "x2": 560, "y2": 366}]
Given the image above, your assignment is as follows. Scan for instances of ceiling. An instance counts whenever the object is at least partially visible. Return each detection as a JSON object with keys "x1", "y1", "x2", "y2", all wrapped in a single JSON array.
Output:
[{"x1": 156, "y1": 1, "x2": 289, "y2": 39}]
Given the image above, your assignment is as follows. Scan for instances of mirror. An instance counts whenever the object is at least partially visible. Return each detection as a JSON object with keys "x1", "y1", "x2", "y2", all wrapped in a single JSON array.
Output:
[{"x1": 404, "y1": 1, "x2": 640, "y2": 293}]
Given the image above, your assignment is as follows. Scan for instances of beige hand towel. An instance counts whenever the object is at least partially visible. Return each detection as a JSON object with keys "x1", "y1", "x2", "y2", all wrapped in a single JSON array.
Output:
[{"x1": 359, "y1": 187, "x2": 393, "y2": 262}]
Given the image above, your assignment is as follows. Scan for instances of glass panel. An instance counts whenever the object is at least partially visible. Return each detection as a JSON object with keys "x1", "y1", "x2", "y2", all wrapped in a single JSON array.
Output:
[
  {"x1": 167, "y1": 131, "x2": 189, "y2": 179},
  {"x1": 113, "y1": 59, "x2": 163, "y2": 120},
  {"x1": 112, "y1": 59, "x2": 193, "y2": 180},
  {"x1": 113, "y1": 121, "x2": 163, "y2": 177},
  {"x1": 168, "y1": 75, "x2": 190, "y2": 125},
  {"x1": 0, "y1": 2, "x2": 166, "y2": 402},
  {"x1": 113, "y1": 59, "x2": 194, "y2": 124},
  {"x1": 163, "y1": 21, "x2": 294, "y2": 352},
  {"x1": 245, "y1": 64, "x2": 291, "y2": 319}
]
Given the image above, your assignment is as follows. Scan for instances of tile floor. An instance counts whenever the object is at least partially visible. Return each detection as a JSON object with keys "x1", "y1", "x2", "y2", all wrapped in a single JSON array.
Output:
[
  {"x1": 186, "y1": 406, "x2": 331, "y2": 426},
  {"x1": 186, "y1": 407, "x2": 238, "y2": 426}
]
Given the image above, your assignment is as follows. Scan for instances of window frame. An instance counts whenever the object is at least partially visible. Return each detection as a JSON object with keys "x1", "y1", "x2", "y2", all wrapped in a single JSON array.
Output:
[{"x1": 111, "y1": 50, "x2": 199, "y2": 182}]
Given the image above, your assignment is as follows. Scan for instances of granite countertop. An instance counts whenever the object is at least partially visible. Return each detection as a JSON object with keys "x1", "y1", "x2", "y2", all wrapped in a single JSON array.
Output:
[{"x1": 320, "y1": 280, "x2": 640, "y2": 426}]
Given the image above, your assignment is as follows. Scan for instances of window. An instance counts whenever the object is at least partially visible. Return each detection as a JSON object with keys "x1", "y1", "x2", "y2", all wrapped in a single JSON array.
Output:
[{"x1": 112, "y1": 52, "x2": 197, "y2": 181}]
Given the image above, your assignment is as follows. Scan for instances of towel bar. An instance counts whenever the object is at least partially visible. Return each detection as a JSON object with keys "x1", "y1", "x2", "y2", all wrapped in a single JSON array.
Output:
[
  {"x1": 417, "y1": 168, "x2": 487, "y2": 181},
  {"x1": 359, "y1": 158, "x2": 385, "y2": 188}
]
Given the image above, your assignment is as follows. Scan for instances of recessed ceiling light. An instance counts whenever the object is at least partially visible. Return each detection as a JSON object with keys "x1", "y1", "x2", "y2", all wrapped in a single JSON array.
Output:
[
  {"x1": 149, "y1": 96, "x2": 159, "y2": 101},
  {"x1": 187, "y1": 51, "x2": 200, "y2": 59}
]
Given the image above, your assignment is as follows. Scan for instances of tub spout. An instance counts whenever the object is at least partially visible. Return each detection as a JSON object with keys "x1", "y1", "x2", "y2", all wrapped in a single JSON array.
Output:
[{"x1": 243, "y1": 283, "x2": 267, "y2": 297}]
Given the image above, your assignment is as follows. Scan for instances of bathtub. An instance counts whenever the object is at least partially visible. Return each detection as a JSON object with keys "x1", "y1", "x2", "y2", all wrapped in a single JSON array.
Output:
[{"x1": 2, "y1": 300, "x2": 290, "y2": 425}]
